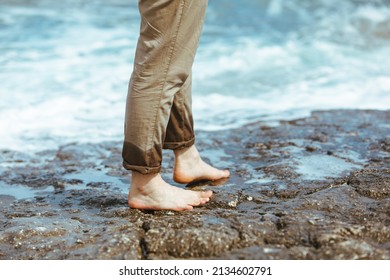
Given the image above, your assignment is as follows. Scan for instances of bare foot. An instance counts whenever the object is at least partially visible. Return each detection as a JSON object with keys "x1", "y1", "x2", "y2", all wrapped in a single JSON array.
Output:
[
  {"x1": 128, "y1": 172, "x2": 213, "y2": 211},
  {"x1": 173, "y1": 145, "x2": 230, "y2": 184}
]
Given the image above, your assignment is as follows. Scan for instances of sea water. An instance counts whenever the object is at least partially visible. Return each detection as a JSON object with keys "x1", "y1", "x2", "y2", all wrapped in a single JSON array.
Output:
[{"x1": 1, "y1": 0, "x2": 390, "y2": 152}]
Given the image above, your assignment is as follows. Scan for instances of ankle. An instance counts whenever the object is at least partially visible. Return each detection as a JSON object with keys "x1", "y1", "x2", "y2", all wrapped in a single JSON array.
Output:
[
  {"x1": 174, "y1": 145, "x2": 200, "y2": 162},
  {"x1": 131, "y1": 171, "x2": 159, "y2": 187}
]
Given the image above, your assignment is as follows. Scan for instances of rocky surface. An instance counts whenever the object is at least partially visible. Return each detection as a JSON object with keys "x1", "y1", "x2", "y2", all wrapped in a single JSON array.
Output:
[{"x1": 0, "y1": 110, "x2": 389, "y2": 259}]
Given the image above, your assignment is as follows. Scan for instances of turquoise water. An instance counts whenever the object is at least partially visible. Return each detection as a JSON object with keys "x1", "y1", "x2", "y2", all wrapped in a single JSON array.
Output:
[{"x1": 1, "y1": 0, "x2": 390, "y2": 151}]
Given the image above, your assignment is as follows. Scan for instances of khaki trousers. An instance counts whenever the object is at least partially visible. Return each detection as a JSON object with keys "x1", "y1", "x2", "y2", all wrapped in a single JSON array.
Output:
[{"x1": 122, "y1": 0, "x2": 208, "y2": 174}]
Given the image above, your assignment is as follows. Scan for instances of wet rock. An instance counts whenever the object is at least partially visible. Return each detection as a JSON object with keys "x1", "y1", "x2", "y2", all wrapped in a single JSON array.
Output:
[
  {"x1": 369, "y1": 138, "x2": 390, "y2": 153},
  {"x1": 145, "y1": 226, "x2": 240, "y2": 258},
  {"x1": 348, "y1": 170, "x2": 390, "y2": 199},
  {"x1": 81, "y1": 193, "x2": 127, "y2": 208},
  {"x1": 306, "y1": 146, "x2": 317, "y2": 152},
  {"x1": 309, "y1": 132, "x2": 329, "y2": 143},
  {"x1": 0, "y1": 110, "x2": 389, "y2": 260},
  {"x1": 97, "y1": 231, "x2": 142, "y2": 260}
]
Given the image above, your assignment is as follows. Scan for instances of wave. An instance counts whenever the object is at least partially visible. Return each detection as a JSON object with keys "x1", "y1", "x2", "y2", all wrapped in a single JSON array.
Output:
[{"x1": 0, "y1": 0, "x2": 389, "y2": 151}]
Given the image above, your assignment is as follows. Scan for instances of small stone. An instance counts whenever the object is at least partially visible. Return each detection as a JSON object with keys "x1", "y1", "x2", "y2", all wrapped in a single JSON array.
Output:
[
  {"x1": 247, "y1": 196, "x2": 253, "y2": 201},
  {"x1": 228, "y1": 201, "x2": 237, "y2": 207},
  {"x1": 306, "y1": 146, "x2": 316, "y2": 152},
  {"x1": 76, "y1": 239, "x2": 84, "y2": 244}
]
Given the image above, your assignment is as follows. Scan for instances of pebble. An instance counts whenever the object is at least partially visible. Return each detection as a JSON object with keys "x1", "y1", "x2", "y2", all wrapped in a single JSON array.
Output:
[{"x1": 228, "y1": 201, "x2": 237, "y2": 207}]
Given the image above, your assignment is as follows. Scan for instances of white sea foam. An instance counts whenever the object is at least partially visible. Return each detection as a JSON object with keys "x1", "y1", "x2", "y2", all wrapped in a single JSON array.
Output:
[{"x1": 0, "y1": 0, "x2": 389, "y2": 152}]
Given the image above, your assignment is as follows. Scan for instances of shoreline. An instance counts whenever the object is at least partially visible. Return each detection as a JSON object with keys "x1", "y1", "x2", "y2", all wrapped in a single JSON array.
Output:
[{"x1": 0, "y1": 109, "x2": 389, "y2": 259}]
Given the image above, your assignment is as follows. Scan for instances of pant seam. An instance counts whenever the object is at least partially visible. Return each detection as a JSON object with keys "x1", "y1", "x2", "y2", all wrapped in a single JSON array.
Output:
[{"x1": 179, "y1": 74, "x2": 186, "y2": 143}]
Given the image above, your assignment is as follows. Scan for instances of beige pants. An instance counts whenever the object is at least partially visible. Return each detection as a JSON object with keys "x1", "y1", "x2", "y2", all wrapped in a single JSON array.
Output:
[{"x1": 122, "y1": 0, "x2": 208, "y2": 174}]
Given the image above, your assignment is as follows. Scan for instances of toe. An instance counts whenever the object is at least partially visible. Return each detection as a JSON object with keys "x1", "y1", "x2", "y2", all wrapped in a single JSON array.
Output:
[
  {"x1": 185, "y1": 205, "x2": 194, "y2": 211},
  {"x1": 191, "y1": 199, "x2": 201, "y2": 206},
  {"x1": 201, "y1": 190, "x2": 213, "y2": 198},
  {"x1": 200, "y1": 197, "x2": 210, "y2": 204}
]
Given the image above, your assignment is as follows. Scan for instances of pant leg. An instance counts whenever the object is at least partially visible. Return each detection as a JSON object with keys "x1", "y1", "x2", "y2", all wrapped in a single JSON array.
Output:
[
  {"x1": 163, "y1": 69, "x2": 195, "y2": 150},
  {"x1": 122, "y1": 0, "x2": 208, "y2": 174}
]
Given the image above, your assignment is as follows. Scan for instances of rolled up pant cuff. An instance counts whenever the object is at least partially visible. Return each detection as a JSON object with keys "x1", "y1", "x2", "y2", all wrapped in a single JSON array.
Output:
[
  {"x1": 163, "y1": 137, "x2": 195, "y2": 150},
  {"x1": 122, "y1": 161, "x2": 161, "y2": 175}
]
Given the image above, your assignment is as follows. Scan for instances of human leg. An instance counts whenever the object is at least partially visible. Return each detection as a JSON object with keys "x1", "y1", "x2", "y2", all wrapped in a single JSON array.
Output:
[
  {"x1": 123, "y1": 0, "x2": 214, "y2": 211},
  {"x1": 123, "y1": 0, "x2": 207, "y2": 173},
  {"x1": 159, "y1": 9, "x2": 229, "y2": 184}
]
